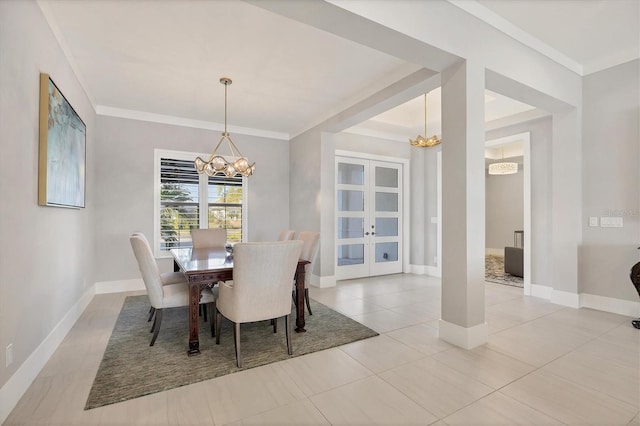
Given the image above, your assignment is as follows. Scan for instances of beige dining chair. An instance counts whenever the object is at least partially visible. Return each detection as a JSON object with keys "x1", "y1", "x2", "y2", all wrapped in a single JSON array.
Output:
[
  {"x1": 191, "y1": 228, "x2": 227, "y2": 248},
  {"x1": 215, "y1": 240, "x2": 303, "y2": 367},
  {"x1": 131, "y1": 232, "x2": 190, "y2": 321},
  {"x1": 130, "y1": 233, "x2": 217, "y2": 346},
  {"x1": 277, "y1": 229, "x2": 295, "y2": 241},
  {"x1": 294, "y1": 231, "x2": 320, "y2": 315}
]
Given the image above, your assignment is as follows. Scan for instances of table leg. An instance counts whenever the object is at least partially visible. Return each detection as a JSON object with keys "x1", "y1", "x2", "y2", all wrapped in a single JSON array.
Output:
[
  {"x1": 188, "y1": 283, "x2": 201, "y2": 355},
  {"x1": 295, "y1": 265, "x2": 306, "y2": 333}
]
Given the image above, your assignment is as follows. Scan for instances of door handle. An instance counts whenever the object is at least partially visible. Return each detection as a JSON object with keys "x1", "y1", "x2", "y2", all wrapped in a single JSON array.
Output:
[{"x1": 365, "y1": 232, "x2": 370, "y2": 235}]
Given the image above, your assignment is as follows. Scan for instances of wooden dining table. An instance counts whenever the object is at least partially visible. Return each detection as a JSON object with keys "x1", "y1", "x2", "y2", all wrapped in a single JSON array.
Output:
[{"x1": 170, "y1": 247, "x2": 310, "y2": 356}]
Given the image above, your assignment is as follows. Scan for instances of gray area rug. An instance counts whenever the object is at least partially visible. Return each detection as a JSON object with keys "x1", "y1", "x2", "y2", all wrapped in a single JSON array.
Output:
[
  {"x1": 485, "y1": 254, "x2": 524, "y2": 288},
  {"x1": 85, "y1": 295, "x2": 378, "y2": 410}
]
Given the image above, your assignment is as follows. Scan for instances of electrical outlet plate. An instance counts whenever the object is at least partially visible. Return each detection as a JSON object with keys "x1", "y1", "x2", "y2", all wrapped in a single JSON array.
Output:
[{"x1": 600, "y1": 217, "x2": 623, "y2": 228}]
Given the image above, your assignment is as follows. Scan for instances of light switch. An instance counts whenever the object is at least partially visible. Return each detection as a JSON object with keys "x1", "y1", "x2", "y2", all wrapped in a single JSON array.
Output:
[
  {"x1": 588, "y1": 217, "x2": 598, "y2": 227},
  {"x1": 600, "y1": 217, "x2": 623, "y2": 228}
]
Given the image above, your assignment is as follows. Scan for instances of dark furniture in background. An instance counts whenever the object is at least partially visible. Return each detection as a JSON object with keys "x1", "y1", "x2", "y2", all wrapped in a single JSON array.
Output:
[{"x1": 504, "y1": 230, "x2": 524, "y2": 278}]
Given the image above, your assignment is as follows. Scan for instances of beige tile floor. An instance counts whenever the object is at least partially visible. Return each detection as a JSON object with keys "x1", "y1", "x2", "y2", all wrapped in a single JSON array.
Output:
[{"x1": 5, "y1": 274, "x2": 640, "y2": 425}]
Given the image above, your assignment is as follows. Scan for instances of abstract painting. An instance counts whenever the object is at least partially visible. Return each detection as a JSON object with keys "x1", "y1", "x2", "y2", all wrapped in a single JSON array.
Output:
[{"x1": 38, "y1": 73, "x2": 86, "y2": 208}]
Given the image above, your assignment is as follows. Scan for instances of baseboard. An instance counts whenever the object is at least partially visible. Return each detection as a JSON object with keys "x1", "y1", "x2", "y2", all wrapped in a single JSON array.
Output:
[
  {"x1": 530, "y1": 283, "x2": 553, "y2": 300},
  {"x1": 312, "y1": 274, "x2": 336, "y2": 288},
  {"x1": 95, "y1": 278, "x2": 145, "y2": 294},
  {"x1": 580, "y1": 293, "x2": 640, "y2": 318},
  {"x1": 0, "y1": 286, "x2": 95, "y2": 425},
  {"x1": 551, "y1": 289, "x2": 580, "y2": 308},
  {"x1": 438, "y1": 319, "x2": 488, "y2": 349}
]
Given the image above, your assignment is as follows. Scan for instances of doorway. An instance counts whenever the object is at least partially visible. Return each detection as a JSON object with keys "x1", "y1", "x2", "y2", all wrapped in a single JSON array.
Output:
[{"x1": 335, "y1": 155, "x2": 404, "y2": 280}]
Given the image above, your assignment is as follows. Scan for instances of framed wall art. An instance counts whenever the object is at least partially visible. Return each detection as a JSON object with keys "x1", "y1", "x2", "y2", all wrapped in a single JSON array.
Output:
[{"x1": 38, "y1": 73, "x2": 86, "y2": 208}]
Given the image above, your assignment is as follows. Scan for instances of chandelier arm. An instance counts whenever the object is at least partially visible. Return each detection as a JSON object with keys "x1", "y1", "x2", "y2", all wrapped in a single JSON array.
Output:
[{"x1": 207, "y1": 135, "x2": 227, "y2": 161}]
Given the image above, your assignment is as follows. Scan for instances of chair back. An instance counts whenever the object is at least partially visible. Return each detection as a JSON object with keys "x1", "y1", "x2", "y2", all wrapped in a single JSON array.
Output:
[
  {"x1": 297, "y1": 231, "x2": 320, "y2": 287},
  {"x1": 277, "y1": 229, "x2": 295, "y2": 241},
  {"x1": 221, "y1": 240, "x2": 302, "y2": 323},
  {"x1": 191, "y1": 228, "x2": 227, "y2": 248},
  {"x1": 129, "y1": 233, "x2": 163, "y2": 308}
]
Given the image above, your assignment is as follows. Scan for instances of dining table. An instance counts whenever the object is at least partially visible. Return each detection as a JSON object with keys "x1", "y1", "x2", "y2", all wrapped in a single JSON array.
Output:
[{"x1": 170, "y1": 246, "x2": 310, "y2": 356}]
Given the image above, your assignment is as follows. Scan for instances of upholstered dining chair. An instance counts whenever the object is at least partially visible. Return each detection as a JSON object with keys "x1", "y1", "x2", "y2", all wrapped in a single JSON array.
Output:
[
  {"x1": 191, "y1": 228, "x2": 227, "y2": 248},
  {"x1": 294, "y1": 231, "x2": 320, "y2": 315},
  {"x1": 277, "y1": 229, "x2": 295, "y2": 241},
  {"x1": 130, "y1": 233, "x2": 216, "y2": 346},
  {"x1": 215, "y1": 240, "x2": 303, "y2": 367},
  {"x1": 131, "y1": 232, "x2": 189, "y2": 321}
]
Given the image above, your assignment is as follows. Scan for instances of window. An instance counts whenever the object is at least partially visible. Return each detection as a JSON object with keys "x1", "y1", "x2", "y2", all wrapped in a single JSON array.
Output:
[{"x1": 154, "y1": 150, "x2": 247, "y2": 257}]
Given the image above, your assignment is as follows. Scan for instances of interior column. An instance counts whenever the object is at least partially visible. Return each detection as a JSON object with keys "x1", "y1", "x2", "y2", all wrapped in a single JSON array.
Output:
[{"x1": 439, "y1": 59, "x2": 487, "y2": 349}]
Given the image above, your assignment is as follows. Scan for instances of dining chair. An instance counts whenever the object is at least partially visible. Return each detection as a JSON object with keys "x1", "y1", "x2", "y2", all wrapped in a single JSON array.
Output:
[
  {"x1": 131, "y1": 232, "x2": 191, "y2": 321},
  {"x1": 294, "y1": 231, "x2": 320, "y2": 315},
  {"x1": 130, "y1": 233, "x2": 217, "y2": 346},
  {"x1": 215, "y1": 240, "x2": 303, "y2": 367},
  {"x1": 277, "y1": 229, "x2": 295, "y2": 241},
  {"x1": 191, "y1": 228, "x2": 227, "y2": 248}
]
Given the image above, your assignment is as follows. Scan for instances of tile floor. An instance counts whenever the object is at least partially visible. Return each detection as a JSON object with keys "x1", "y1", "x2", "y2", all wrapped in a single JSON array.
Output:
[{"x1": 5, "y1": 274, "x2": 640, "y2": 425}]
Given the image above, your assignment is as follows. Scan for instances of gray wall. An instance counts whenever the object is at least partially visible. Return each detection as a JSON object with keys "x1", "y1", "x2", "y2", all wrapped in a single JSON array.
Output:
[
  {"x1": 486, "y1": 117, "x2": 553, "y2": 287},
  {"x1": 0, "y1": 0, "x2": 96, "y2": 388},
  {"x1": 94, "y1": 116, "x2": 290, "y2": 282},
  {"x1": 581, "y1": 59, "x2": 639, "y2": 302},
  {"x1": 485, "y1": 166, "x2": 524, "y2": 251}
]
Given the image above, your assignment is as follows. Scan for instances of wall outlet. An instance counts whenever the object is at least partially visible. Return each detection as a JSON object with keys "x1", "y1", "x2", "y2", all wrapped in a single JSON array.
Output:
[
  {"x1": 600, "y1": 217, "x2": 623, "y2": 228},
  {"x1": 6, "y1": 344, "x2": 13, "y2": 367},
  {"x1": 588, "y1": 217, "x2": 598, "y2": 227}
]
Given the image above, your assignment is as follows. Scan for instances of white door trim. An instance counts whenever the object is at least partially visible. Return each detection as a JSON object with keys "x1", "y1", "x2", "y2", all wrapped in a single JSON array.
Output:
[{"x1": 335, "y1": 150, "x2": 410, "y2": 277}]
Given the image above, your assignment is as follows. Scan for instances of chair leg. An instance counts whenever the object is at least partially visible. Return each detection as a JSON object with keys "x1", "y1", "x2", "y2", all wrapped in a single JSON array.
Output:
[
  {"x1": 150, "y1": 309, "x2": 163, "y2": 346},
  {"x1": 233, "y1": 322, "x2": 242, "y2": 368},
  {"x1": 150, "y1": 312, "x2": 157, "y2": 333},
  {"x1": 304, "y1": 288, "x2": 312, "y2": 315},
  {"x1": 203, "y1": 303, "x2": 208, "y2": 322},
  {"x1": 272, "y1": 317, "x2": 277, "y2": 333},
  {"x1": 284, "y1": 314, "x2": 292, "y2": 355},
  {"x1": 209, "y1": 301, "x2": 217, "y2": 338},
  {"x1": 215, "y1": 311, "x2": 222, "y2": 344},
  {"x1": 148, "y1": 306, "x2": 155, "y2": 322}
]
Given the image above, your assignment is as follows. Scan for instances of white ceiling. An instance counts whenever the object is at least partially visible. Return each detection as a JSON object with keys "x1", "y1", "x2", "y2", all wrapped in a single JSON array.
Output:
[{"x1": 39, "y1": 0, "x2": 639, "y2": 140}]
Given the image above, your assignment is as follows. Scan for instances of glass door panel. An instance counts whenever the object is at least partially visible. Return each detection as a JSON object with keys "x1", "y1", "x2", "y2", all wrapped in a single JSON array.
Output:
[
  {"x1": 336, "y1": 157, "x2": 403, "y2": 280},
  {"x1": 337, "y1": 190, "x2": 364, "y2": 212}
]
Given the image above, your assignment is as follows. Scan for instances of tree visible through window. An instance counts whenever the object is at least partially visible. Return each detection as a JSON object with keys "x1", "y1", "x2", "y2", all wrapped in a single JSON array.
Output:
[{"x1": 158, "y1": 156, "x2": 244, "y2": 252}]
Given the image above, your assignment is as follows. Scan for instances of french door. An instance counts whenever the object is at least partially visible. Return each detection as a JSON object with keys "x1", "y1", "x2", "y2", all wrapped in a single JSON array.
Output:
[{"x1": 335, "y1": 156, "x2": 403, "y2": 280}]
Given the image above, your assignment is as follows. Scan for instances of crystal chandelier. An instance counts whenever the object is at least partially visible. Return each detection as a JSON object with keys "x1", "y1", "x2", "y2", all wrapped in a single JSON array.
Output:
[
  {"x1": 410, "y1": 93, "x2": 441, "y2": 148},
  {"x1": 488, "y1": 147, "x2": 518, "y2": 175},
  {"x1": 195, "y1": 77, "x2": 255, "y2": 178}
]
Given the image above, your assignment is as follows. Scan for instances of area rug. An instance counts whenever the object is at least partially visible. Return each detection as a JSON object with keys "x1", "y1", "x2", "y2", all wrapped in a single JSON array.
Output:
[
  {"x1": 485, "y1": 254, "x2": 524, "y2": 288},
  {"x1": 85, "y1": 295, "x2": 378, "y2": 410}
]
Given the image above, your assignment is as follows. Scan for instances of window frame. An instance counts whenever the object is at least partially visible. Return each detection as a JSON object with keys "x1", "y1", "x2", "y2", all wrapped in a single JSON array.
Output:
[{"x1": 154, "y1": 149, "x2": 248, "y2": 258}]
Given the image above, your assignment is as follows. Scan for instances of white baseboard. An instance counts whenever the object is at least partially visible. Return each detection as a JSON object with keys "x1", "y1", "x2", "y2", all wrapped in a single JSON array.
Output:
[
  {"x1": 530, "y1": 283, "x2": 553, "y2": 300},
  {"x1": 0, "y1": 286, "x2": 95, "y2": 425},
  {"x1": 95, "y1": 278, "x2": 145, "y2": 294},
  {"x1": 438, "y1": 319, "x2": 488, "y2": 349},
  {"x1": 312, "y1": 274, "x2": 336, "y2": 288},
  {"x1": 551, "y1": 289, "x2": 580, "y2": 308},
  {"x1": 580, "y1": 293, "x2": 640, "y2": 318},
  {"x1": 409, "y1": 264, "x2": 440, "y2": 277}
]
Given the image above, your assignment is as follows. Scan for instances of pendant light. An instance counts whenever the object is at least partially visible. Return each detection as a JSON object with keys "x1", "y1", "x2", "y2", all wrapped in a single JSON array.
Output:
[{"x1": 410, "y1": 93, "x2": 441, "y2": 148}]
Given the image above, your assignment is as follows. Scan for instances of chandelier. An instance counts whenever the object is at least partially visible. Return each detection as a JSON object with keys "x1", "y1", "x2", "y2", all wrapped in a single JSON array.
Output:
[
  {"x1": 194, "y1": 77, "x2": 255, "y2": 178},
  {"x1": 488, "y1": 147, "x2": 518, "y2": 175},
  {"x1": 410, "y1": 93, "x2": 441, "y2": 148}
]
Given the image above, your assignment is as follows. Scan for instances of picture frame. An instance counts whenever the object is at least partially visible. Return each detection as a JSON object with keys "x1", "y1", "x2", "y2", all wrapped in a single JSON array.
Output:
[{"x1": 38, "y1": 73, "x2": 86, "y2": 208}]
